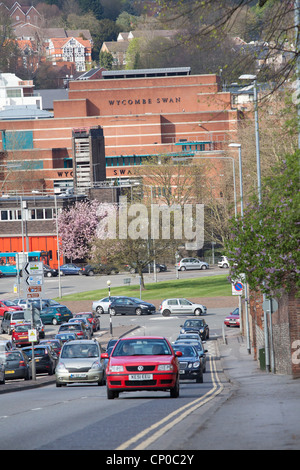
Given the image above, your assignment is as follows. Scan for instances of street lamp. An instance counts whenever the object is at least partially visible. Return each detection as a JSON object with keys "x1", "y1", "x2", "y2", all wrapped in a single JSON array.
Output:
[
  {"x1": 239, "y1": 74, "x2": 262, "y2": 204},
  {"x1": 228, "y1": 143, "x2": 244, "y2": 218},
  {"x1": 107, "y1": 280, "x2": 112, "y2": 336}
]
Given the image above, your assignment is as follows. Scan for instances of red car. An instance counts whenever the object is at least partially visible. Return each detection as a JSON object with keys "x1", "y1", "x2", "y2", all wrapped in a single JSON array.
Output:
[
  {"x1": 224, "y1": 308, "x2": 240, "y2": 327},
  {"x1": 74, "y1": 312, "x2": 100, "y2": 332},
  {"x1": 11, "y1": 323, "x2": 39, "y2": 348},
  {"x1": 0, "y1": 300, "x2": 23, "y2": 319},
  {"x1": 102, "y1": 336, "x2": 182, "y2": 399}
]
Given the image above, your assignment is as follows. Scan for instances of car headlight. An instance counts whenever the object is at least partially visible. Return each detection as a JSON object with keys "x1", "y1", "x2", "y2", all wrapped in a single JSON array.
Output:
[
  {"x1": 193, "y1": 361, "x2": 200, "y2": 368},
  {"x1": 109, "y1": 365, "x2": 124, "y2": 372},
  {"x1": 56, "y1": 362, "x2": 68, "y2": 373},
  {"x1": 158, "y1": 364, "x2": 174, "y2": 371},
  {"x1": 91, "y1": 361, "x2": 102, "y2": 370}
]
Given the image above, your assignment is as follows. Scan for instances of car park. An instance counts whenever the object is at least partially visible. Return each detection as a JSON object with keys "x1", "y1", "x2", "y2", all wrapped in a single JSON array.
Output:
[
  {"x1": 3, "y1": 349, "x2": 32, "y2": 381},
  {"x1": 172, "y1": 339, "x2": 207, "y2": 372},
  {"x1": 0, "y1": 300, "x2": 23, "y2": 319},
  {"x1": 59, "y1": 263, "x2": 83, "y2": 275},
  {"x1": 22, "y1": 344, "x2": 58, "y2": 375},
  {"x1": 172, "y1": 344, "x2": 203, "y2": 383},
  {"x1": 73, "y1": 312, "x2": 100, "y2": 332},
  {"x1": 55, "y1": 339, "x2": 105, "y2": 387},
  {"x1": 102, "y1": 336, "x2": 182, "y2": 399},
  {"x1": 176, "y1": 258, "x2": 209, "y2": 271},
  {"x1": 109, "y1": 297, "x2": 156, "y2": 316},
  {"x1": 159, "y1": 298, "x2": 207, "y2": 316},
  {"x1": 224, "y1": 308, "x2": 240, "y2": 327},
  {"x1": 55, "y1": 332, "x2": 77, "y2": 344},
  {"x1": 83, "y1": 264, "x2": 119, "y2": 276},
  {"x1": 1, "y1": 310, "x2": 25, "y2": 334},
  {"x1": 92, "y1": 296, "x2": 122, "y2": 314},
  {"x1": 180, "y1": 318, "x2": 210, "y2": 340},
  {"x1": 68, "y1": 317, "x2": 93, "y2": 339},
  {"x1": 43, "y1": 264, "x2": 58, "y2": 277},
  {"x1": 11, "y1": 323, "x2": 40, "y2": 348},
  {"x1": 58, "y1": 322, "x2": 88, "y2": 339}
]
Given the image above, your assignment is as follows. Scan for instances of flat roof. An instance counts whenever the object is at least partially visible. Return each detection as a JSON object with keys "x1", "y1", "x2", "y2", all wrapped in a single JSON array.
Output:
[{"x1": 102, "y1": 67, "x2": 191, "y2": 79}]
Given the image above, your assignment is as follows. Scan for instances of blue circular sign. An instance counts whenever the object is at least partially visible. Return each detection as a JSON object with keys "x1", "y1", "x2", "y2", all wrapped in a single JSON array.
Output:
[{"x1": 234, "y1": 282, "x2": 243, "y2": 291}]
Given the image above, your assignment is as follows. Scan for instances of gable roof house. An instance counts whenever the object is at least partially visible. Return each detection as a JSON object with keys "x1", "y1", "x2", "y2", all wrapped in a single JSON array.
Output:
[
  {"x1": 6, "y1": 2, "x2": 42, "y2": 27},
  {"x1": 47, "y1": 37, "x2": 92, "y2": 72}
]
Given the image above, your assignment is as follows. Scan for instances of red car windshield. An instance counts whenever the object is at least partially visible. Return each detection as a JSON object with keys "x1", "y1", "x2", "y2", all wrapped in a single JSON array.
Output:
[{"x1": 112, "y1": 339, "x2": 172, "y2": 357}]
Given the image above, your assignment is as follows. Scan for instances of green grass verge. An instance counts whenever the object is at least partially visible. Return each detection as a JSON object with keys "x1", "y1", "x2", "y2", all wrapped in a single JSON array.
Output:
[{"x1": 54, "y1": 275, "x2": 231, "y2": 302}]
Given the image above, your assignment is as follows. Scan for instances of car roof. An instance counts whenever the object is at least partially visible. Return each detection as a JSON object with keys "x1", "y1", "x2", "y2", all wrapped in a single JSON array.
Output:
[{"x1": 62, "y1": 339, "x2": 99, "y2": 346}]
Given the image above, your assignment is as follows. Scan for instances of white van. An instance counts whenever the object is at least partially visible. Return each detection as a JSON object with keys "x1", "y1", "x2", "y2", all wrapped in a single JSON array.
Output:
[{"x1": 218, "y1": 256, "x2": 229, "y2": 268}]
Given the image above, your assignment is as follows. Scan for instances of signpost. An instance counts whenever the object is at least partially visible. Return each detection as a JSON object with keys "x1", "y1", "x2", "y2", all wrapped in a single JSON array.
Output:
[{"x1": 22, "y1": 262, "x2": 44, "y2": 380}]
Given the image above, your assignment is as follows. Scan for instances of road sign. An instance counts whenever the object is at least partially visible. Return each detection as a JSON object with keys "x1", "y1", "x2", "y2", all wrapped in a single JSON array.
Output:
[
  {"x1": 22, "y1": 261, "x2": 44, "y2": 299},
  {"x1": 263, "y1": 298, "x2": 278, "y2": 314},
  {"x1": 28, "y1": 329, "x2": 37, "y2": 342},
  {"x1": 232, "y1": 281, "x2": 244, "y2": 296}
]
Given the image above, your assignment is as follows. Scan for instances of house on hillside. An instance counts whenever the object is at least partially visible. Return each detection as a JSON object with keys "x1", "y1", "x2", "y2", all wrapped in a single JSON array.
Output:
[{"x1": 47, "y1": 37, "x2": 92, "y2": 72}]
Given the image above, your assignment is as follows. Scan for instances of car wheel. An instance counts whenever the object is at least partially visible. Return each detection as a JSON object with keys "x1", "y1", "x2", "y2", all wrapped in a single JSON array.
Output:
[
  {"x1": 96, "y1": 306, "x2": 104, "y2": 315},
  {"x1": 223, "y1": 263, "x2": 229, "y2": 268},
  {"x1": 46, "y1": 272, "x2": 52, "y2": 277},
  {"x1": 88, "y1": 271, "x2": 94, "y2": 276},
  {"x1": 201, "y1": 265, "x2": 207, "y2": 270},
  {"x1": 56, "y1": 382, "x2": 62, "y2": 387},
  {"x1": 52, "y1": 318, "x2": 58, "y2": 325},
  {"x1": 135, "y1": 308, "x2": 142, "y2": 316},
  {"x1": 0, "y1": 376, "x2": 5, "y2": 385},
  {"x1": 110, "y1": 308, "x2": 117, "y2": 316},
  {"x1": 170, "y1": 377, "x2": 180, "y2": 398},
  {"x1": 180, "y1": 266, "x2": 186, "y2": 271},
  {"x1": 194, "y1": 308, "x2": 202, "y2": 316},
  {"x1": 107, "y1": 387, "x2": 118, "y2": 399},
  {"x1": 196, "y1": 372, "x2": 203, "y2": 383},
  {"x1": 130, "y1": 268, "x2": 135, "y2": 274},
  {"x1": 162, "y1": 309, "x2": 171, "y2": 317}
]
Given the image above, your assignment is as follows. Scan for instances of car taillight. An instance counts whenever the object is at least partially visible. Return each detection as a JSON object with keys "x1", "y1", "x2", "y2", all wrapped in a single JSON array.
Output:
[
  {"x1": 19, "y1": 361, "x2": 26, "y2": 367},
  {"x1": 77, "y1": 331, "x2": 83, "y2": 336}
]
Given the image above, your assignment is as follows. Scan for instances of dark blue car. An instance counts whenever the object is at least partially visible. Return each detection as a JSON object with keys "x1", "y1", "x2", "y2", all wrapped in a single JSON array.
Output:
[{"x1": 59, "y1": 263, "x2": 83, "y2": 275}]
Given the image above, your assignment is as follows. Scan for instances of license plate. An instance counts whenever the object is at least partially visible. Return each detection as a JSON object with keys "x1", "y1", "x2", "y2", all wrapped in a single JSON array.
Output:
[
  {"x1": 179, "y1": 370, "x2": 185, "y2": 374},
  {"x1": 5, "y1": 370, "x2": 15, "y2": 374},
  {"x1": 19, "y1": 336, "x2": 27, "y2": 339},
  {"x1": 70, "y1": 373, "x2": 87, "y2": 378},
  {"x1": 229, "y1": 320, "x2": 236, "y2": 323},
  {"x1": 128, "y1": 374, "x2": 153, "y2": 381}
]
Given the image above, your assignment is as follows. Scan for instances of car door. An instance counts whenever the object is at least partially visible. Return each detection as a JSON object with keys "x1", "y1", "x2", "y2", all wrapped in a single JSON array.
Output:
[
  {"x1": 167, "y1": 299, "x2": 180, "y2": 315},
  {"x1": 179, "y1": 299, "x2": 193, "y2": 314},
  {"x1": 190, "y1": 259, "x2": 201, "y2": 270}
]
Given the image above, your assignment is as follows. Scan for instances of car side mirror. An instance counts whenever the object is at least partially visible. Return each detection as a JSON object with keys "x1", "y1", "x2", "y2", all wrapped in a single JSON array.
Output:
[
  {"x1": 204, "y1": 350, "x2": 208, "y2": 353},
  {"x1": 101, "y1": 353, "x2": 109, "y2": 359},
  {"x1": 175, "y1": 351, "x2": 182, "y2": 357}
]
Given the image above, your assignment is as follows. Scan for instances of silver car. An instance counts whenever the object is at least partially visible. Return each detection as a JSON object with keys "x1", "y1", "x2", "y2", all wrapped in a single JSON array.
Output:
[
  {"x1": 55, "y1": 340, "x2": 105, "y2": 387},
  {"x1": 176, "y1": 258, "x2": 209, "y2": 271},
  {"x1": 159, "y1": 298, "x2": 207, "y2": 316},
  {"x1": 92, "y1": 296, "x2": 121, "y2": 314}
]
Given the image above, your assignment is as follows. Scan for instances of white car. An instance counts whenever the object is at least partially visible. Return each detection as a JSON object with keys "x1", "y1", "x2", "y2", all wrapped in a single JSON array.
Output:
[
  {"x1": 159, "y1": 298, "x2": 207, "y2": 316},
  {"x1": 218, "y1": 256, "x2": 229, "y2": 268},
  {"x1": 176, "y1": 258, "x2": 209, "y2": 271},
  {"x1": 92, "y1": 296, "x2": 122, "y2": 314}
]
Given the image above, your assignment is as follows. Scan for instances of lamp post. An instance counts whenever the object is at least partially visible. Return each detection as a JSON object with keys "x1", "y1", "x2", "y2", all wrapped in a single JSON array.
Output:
[
  {"x1": 107, "y1": 280, "x2": 112, "y2": 336},
  {"x1": 228, "y1": 143, "x2": 251, "y2": 354}
]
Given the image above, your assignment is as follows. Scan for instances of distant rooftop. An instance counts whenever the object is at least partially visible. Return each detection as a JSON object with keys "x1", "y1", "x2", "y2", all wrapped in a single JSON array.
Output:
[
  {"x1": 102, "y1": 67, "x2": 191, "y2": 79},
  {"x1": 0, "y1": 105, "x2": 53, "y2": 120}
]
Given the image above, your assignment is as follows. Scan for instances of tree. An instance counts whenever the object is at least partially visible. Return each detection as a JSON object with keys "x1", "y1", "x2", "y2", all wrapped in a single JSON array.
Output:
[
  {"x1": 99, "y1": 50, "x2": 114, "y2": 69},
  {"x1": 225, "y1": 151, "x2": 300, "y2": 297}
]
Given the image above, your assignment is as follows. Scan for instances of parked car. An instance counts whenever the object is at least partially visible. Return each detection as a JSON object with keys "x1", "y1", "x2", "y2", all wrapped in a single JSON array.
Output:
[
  {"x1": 68, "y1": 317, "x2": 93, "y2": 339},
  {"x1": 82, "y1": 264, "x2": 119, "y2": 276},
  {"x1": 58, "y1": 322, "x2": 88, "y2": 340},
  {"x1": 22, "y1": 344, "x2": 58, "y2": 375},
  {"x1": 15, "y1": 298, "x2": 61, "y2": 309},
  {"x1": 3, "y1": 349, "x2": 32, "y2": 381},
  {"x1": 176, "y1": 333, "x2": 202, "y2": 343},
  {"x1": 125, "y1": 263, "x2": 167, "y2": 274},
  {"x1": 73, "y1": 312, "x2": 100, "y2": 332},
  {"x1": 55, "y1": 339, "x2": 105, "y2": 387},
  {"x1": 92, "y1": 296, "x2": 122, "y2": 315},
  {"x1": 0, "y1": 300, "x2": 23, "y2": 319},
  {"x1": 1, "y1": 310, "x2": 25, "y2": 334},
  {"x1": 55, "y1": 332, "x2": 77, "y2": 344},
  {"x1": 218, "y1": 256, "x2": 229, "y2": 268},
  {"x1": 172, "y1": 340, "x2": 207, "y2": 372},
  {"x1": 59, "y1": 263, "x2": 83, "y2": 275},
  {"x1": 39, "y1": 305, "x2": 73, "y2": 325},
  {"x1": 224, "y1": 308, "x2": 240, "y2": 327},
  {"x1": 180, "y1": 318, "x2": 210, "y2": 340},
  {"x1": 159, "y1": 298, "x2": 207, "y2": 316},
  {"x1": 172, "y1": 344, "x2": 203, "y2": 383},
  {"x1": 40, "y1": 339, "x2": 63, "y2": 356},
  {"x1": 176, "y1": 258, "x2": 209, "y2": 271},
  {"x1": 109, "y1": 297, "x2": 156, "y2": 316},
  {"x1": 43, "y1": 264, "x2": 58, "y2": 277},
  {"x1": 102, "y1": 336, "x2": 182, "y2": 399},
  {"x1": 12, "y1": 322, "x2": 40, "y2": 348}
]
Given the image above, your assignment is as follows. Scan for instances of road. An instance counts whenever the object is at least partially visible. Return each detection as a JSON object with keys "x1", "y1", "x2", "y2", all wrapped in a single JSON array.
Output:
[
  {"x1": 0, "y1": 266, "x2": 228, "y2": 299},
  {"x1": 0, "y1": 307, "x2": 230, "y2": 451}
]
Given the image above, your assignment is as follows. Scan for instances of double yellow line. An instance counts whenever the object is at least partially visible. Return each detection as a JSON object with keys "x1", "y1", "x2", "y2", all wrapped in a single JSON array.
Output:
[{"x1": 116, "y1": 352, "x2": 224, "y2": 450}]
